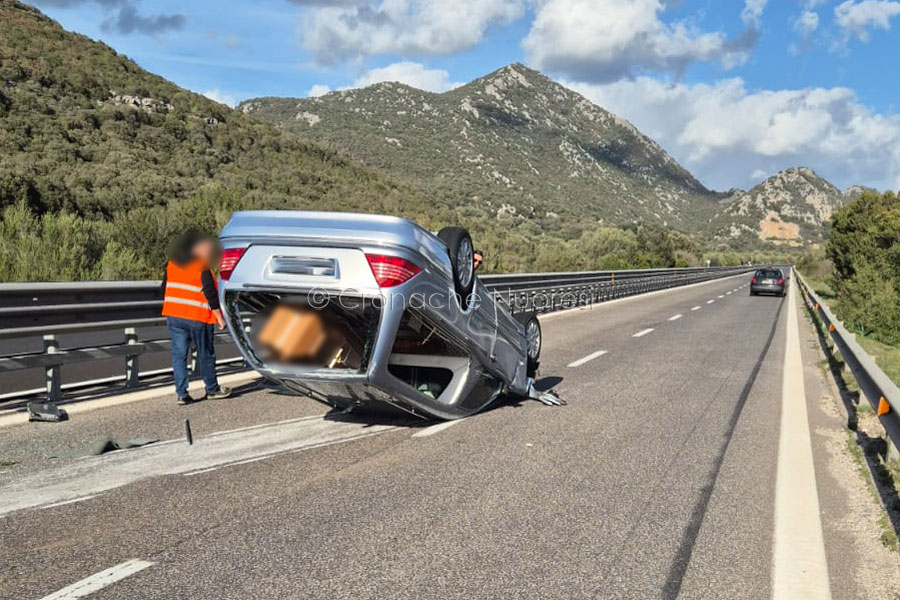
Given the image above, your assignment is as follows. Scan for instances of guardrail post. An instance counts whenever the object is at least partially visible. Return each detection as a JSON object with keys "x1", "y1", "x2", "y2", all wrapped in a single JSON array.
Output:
[
  {"x1": 124, "y1": 327, "x2": 139, "y2": 388},
  {"x1": 43, "y1": 334, "x2": 61, "y2": 402},
  {"x1": 887, "y1": 440, "x2": 900, "y2": 462}
]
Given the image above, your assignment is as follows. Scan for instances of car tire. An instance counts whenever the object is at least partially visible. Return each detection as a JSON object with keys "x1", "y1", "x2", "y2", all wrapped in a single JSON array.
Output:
[
  {"x1": 437, "y1": 226, "x2": 475, "y2": 309},
  {"x1": 749, "y1": 290, "x2": 756, "y2": 296},
  {"x1": 520, "y1": 313, "x2": 542, "y2": 378}
]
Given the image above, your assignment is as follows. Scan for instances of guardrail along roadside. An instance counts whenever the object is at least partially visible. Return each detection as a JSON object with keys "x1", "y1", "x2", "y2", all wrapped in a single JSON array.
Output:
[
  {"x1": 797, "y1": 272, "x2": 900, "y2": 460},
  {"x1": 0, "y1": 266, "x2": 752, "y2": 408}
]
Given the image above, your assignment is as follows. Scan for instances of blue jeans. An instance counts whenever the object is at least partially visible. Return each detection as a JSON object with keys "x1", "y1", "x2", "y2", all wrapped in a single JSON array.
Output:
[{"x1": 167, "y1": 317, "x2": 219, "y2": 398}]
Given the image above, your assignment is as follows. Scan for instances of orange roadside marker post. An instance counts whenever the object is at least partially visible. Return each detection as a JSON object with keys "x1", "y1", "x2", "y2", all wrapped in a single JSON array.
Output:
[
  {"x1": 828, "y1": 323, "x2": 835, "y2": 332},
  {"x1": 878, "y1": 397, "x2": 891, "y2": 417}
]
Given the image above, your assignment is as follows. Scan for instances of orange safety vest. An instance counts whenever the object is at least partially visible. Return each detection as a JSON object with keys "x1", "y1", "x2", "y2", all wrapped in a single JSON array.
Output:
[{"x1": 161, "y1": 259, "x2": 218, "y2": 324}]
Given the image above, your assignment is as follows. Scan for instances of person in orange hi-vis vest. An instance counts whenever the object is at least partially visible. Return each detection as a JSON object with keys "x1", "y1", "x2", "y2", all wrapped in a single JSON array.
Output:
[{"x1": 161, "y1": 233, "x2": 232, "y2": 405}]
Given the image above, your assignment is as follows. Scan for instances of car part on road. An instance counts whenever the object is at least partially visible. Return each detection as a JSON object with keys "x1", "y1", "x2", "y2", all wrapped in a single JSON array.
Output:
[
  {"x1": 27, "y1": 401, "x2": 67, "y2": 423},
  {"x1": 530, "y1": 387, "x2": 565, "y2": 406}
]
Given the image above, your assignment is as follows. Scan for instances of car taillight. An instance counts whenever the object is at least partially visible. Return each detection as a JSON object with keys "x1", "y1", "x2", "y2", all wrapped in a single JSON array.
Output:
[
  {"x1": 365, "y1": 254, "x2": 421, "y2": 287},
  {"x1": 778, "y1": 278, "x2": 784, "y2": 285},
  {"x1": 751, "y1": 277, "x2": 757, "y2": 284},
  {"x1": 219, "y1": 247, "x2": 247, "y2": 281}
]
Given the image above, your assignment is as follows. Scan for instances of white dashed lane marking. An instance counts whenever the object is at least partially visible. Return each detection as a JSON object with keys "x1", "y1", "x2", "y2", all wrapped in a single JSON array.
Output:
[
  {"x1": 691, "y1": 306, "x2": 701, "y2": 311},
  {"x1": 718, "y1": 295, "x2": 725, "y2": 299},
  {"x1": 707, "y1": 300, "x2": 715, "y2": 304},
  {"x1": 38, "y1": 559, "x2": 155, "y2": 600},
  {"x1": 668, "y1": 314, "x2": 683, "y2": 321},
  {"x1": 633, "y1": 328, "x2": 654, "y2": 338},
  {"x1": 567, "y1": 350, "x2": 608, "y2": 368}
]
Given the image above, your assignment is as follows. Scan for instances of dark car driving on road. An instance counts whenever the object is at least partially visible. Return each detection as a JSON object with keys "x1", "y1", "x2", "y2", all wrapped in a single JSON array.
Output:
[{"x1": 750, "y1": 268, "x2": 786, "y2": 297}]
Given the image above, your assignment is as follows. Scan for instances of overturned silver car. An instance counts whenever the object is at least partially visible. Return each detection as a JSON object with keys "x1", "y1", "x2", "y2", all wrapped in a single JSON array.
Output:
[{"x1": 218, "y1": 211, "x2": 552, "y2": 420}]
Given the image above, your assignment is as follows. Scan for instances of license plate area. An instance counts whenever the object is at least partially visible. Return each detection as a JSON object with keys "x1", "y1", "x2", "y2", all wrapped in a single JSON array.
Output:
[{"x1": 269, "y1": 256, "x2": 337, "y2": 277}]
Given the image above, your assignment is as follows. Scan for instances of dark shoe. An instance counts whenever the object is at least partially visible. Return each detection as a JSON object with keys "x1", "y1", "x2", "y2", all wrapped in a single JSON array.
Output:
[
  {"x1": 177, "y1": 395, "x2": 201, "y2": 405},
  {"x1": 207, "y1": 386, "x2": 232, "y2": 400}
]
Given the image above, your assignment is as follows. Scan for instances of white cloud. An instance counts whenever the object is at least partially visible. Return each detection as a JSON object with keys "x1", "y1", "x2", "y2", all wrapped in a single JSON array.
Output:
[
  {"x1": 308, "y1": 84, "x2": 332, "y2": 97},
  {"x1": 522, "y1": 0, "x2": 758, "y2": 83},
  {"x1": 565, "y1": 76, "x2": 900, "y2": 191},
  {"x1": 835, "y1": 0, "x2": 900, "y2": 42},
  {"x1": 795, "y1": 10, "x2": 820, "y2": 35},
  {"x1": 301, "y1": 0, "x2": 526, "y2": 65},
  {"x1": 202, "y1": 89, "x2": 236, "y2": 107},
  {"x1": 352, "y1": 61, "x2": 461, "y2": 92},
  {"x1": 741, "y1": 0, "x2": 769, "y2": 27}
]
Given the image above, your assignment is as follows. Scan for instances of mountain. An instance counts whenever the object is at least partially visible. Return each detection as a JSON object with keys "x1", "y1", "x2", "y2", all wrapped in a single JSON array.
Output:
[
  {"x1": 240, "y1": 64, "x2": 718, "y2": 232},
  {"x1": 713, "y1": 167, "x2": 849, "y2": 248}
]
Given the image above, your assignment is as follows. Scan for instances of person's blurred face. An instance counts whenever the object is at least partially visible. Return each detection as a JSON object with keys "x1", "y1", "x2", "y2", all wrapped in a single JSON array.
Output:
[
  {"x1": 192, "y1": 238, "x2": 216, "y2": 264},
  {"x1": 473, "y1": 252, "x2": 484, "y2": 271}
]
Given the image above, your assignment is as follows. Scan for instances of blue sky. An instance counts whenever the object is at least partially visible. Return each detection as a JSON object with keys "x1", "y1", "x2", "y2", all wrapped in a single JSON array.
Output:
[{"x1": 30, "y1": 0, "x2": 900, "y2": 191}]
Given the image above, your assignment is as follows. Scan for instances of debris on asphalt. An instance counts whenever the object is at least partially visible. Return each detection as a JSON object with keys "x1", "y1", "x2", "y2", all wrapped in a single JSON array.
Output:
[
  {"x1": 45, "y1": 436, "x2": 158, "y2": 459},
  {"x1": 27, "y1": 401, "x2": 68, "y2": 423}
]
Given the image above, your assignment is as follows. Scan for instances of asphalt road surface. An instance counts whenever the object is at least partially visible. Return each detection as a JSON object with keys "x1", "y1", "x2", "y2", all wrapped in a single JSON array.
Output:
[{"x1": 0, "y1": 274, "x2": 886, "y2": 599}]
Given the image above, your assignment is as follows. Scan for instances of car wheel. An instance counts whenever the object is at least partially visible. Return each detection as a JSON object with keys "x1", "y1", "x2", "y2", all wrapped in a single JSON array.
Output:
[
  {"x1": 523, "y1": 313, "x2": 541, "y2": 378},
  {"x1": 437, "y1": 226, "x2": 475, "y2": 309}
]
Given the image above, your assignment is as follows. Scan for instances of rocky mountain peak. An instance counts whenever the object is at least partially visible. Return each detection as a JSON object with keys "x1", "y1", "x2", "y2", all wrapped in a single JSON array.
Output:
[{"x1": 716, "y1": 166, "x2": 846, "y2": 247}]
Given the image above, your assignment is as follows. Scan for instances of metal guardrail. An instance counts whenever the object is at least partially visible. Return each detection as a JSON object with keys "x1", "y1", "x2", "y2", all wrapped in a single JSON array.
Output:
[
  {"x1": 796, "y1": 272, "x2": 900, "y2": 456},
  {"x1": 0, "y1": 266, "x2": 753, "y2": 406},
  {"x1": 484, "y1": 266, "x2": 751, "y2": 315}
]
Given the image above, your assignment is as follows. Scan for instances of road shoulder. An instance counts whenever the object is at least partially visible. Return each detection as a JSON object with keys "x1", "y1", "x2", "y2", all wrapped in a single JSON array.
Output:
[{"x1": 798, "y1": 283, "x2": 900, "y2": 599}]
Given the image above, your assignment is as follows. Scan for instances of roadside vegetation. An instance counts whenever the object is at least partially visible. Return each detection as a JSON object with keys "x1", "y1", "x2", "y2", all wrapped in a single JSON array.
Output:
[{"x1": 798, "y1": 191, "x2": 900, "y2": 388}]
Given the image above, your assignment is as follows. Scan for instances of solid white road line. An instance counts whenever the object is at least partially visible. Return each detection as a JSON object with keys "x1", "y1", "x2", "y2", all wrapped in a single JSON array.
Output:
[
  {"x1": 39, "y1": 559, "x2": 155, "y2": 600},
  {"x1": 633, "y1": 328, "x2": 654, "y2": 338},
  {"x1": 413, "y1": 419, "x2": 465, "y2": 438},
  {"x1": 40, "y1": 495, "x2": 97, "y2": 510},
  {"x1": 772, "y1": 282, "x2": 832, "y2": 599},
  {"x1": 707, "y1": 300, "x2": 715, "y2": 304},
  {"x1": 567, "y1": 350, "x2": 608, "y2": 368},
  {"x1": 668, "y1": 314, "x2": 683, "y2": 321},
  {"x1": 691, "y1": 306, "x2": 701, "y2": 311}
]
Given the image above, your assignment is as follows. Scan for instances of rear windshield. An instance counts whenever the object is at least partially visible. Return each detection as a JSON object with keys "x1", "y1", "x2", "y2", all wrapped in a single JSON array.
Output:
[{"x1": 755, "y1": 269, "x2": 782, "y2": 279}]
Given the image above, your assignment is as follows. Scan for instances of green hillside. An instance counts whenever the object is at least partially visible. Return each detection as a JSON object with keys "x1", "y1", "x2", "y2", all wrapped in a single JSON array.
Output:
[{"x1": 0, "y1": 0, "x2": 444, "y2": 279}]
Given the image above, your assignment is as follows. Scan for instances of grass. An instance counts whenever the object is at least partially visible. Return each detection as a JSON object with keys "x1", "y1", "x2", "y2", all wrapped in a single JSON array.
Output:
[
  {"x1": 857, "y1": 335, "x2": 900, "y2": 391},
  {"x1": 845, "y1": 435, "x2": 900, "y2": 550},
  {"x1": 803, "y1": 274, "x2": 837, "y2": 299}
]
